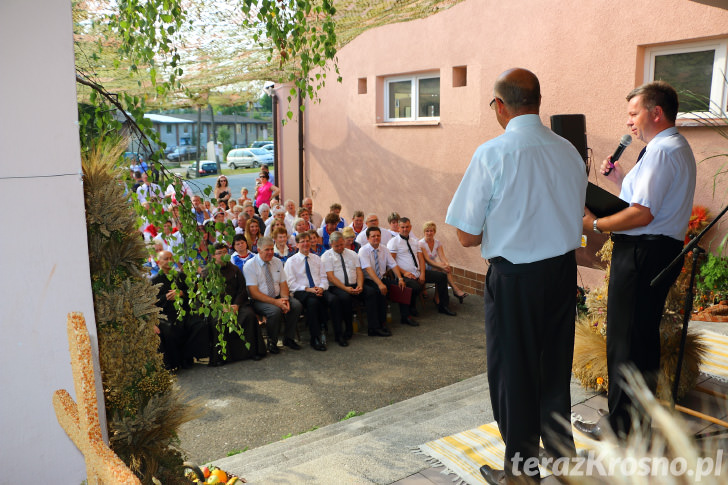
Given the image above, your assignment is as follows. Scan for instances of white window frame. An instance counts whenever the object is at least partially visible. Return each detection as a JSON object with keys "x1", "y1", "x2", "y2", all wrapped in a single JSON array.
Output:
[
  {"x1": 383, "y1": 72, "x2": 440, "y2": 122},
  {"x1": 644, "y1": 39, "x2": 728, "y2": 118}
]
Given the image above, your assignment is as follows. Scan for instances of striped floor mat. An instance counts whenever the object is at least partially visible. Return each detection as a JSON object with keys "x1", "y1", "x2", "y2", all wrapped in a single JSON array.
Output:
[
  {"x1": 416, "y1": 421, "x2": 599, "y2": 485},
  {"x1": 700, "y1": 329, "x2": 728, "y2": 381}
]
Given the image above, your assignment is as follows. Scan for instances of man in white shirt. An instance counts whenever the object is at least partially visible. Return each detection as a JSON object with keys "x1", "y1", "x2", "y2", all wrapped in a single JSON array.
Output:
[
  {"x1": 447, "y1": 68, "x2": 586, "y2": 483},
  {"x1": 358, "y1": 227, "x2": 406, "y2": 336},
  {"x1": 355, "y1": 214, "x2": 392, "y2": 247},
  {"x1": 136, "y1": 171, "x2": 163, "y2": 204},
  {"x1": 322, "y1": 231, "x2": 370, "y2": 346},
  {"x1": 153, "y1": 219, "x2": 184, "y2": 253},
  {"x1": 284, "y1": 232, "x2": 335, "y2": 351},
  {"x1": 388, "y1": 217, "x2": 456, "y2": 320},
  {"x1": 243, "y1": 236, "x2": 303, "y2": 354},
  {"x1": 349, "y1": 210, "x2": 365, "y2": 237},
  {"x1": 284, "y1": 199, "x2": 298, "y2": 227}
]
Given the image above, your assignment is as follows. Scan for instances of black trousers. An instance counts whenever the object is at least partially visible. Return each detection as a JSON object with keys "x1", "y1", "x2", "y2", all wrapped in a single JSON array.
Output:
[
  {"x1": 328, "y1": 286, "x2": 364, "y2": 339},
  {"x1": 606, "y1": 235, "x2": 683, "y2": 436},
  {"x1": 362, "y1": 279, "x2": 387, "y2": 330},
  {"x1": 484, "y1": 251, "x2": 576, "y2": 477},
  {"x1": 294, "y1": 290, "x2": 336, "y2": 342}
]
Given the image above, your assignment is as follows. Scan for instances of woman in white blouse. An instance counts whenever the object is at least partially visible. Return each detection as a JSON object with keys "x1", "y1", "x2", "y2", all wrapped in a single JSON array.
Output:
[{"x1": 419, "y1": 221, "x2": 467, "y2": 303}]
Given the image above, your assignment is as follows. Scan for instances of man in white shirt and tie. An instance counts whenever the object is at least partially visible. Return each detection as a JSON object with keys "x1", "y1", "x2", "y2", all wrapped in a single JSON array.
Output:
[
  {"x1": 388, "y1": 217, "x2": 456, "y2": 322},
  {"x1": 322, "y1": 231, "x2": 370, "y2": 346},
  {"x1": 284, "y1": 232, "x2": 335, "y2": 351},
  {"x1": 358, "y1": 226, "x2": 406, "y2": 336},
  {"x1": 243, "y1": 236, "x2": 303, "y2": 354}
]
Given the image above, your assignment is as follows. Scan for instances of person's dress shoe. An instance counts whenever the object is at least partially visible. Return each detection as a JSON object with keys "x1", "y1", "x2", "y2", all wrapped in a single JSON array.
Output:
[
  {"x1": 380, "y1": 327, "x2": 392, "y2": 336},
  {"x1": 438, "y1": 305, "x2": 457, "y2": 316},
  {"x1": 368, "y1": 328, "x2": 391, "y2": 337},
  {"x1": 479, "y1": 464, "x2": 506, "y2": 485},
  {"x1": 401, "y1": 317, "x2": 419, "y2": 326},
  {"x1": 283, "y1": 338, "x2": 302, "y2": 350},
  {"x1": 337, "y1": 338, "x2": 349, "y2": 347},
  {"x1": 268, "y1": 343, "x2": 280, "y2": 354},
  {"x1": 573, "y1": 419, "x2": 604, "y2": 440},
  {"x1": 312, "y1": 342, "x2": 327, "y2": 351},
  {"x1": 252, "y1": 354, "x2": 263, "y2": 361}
]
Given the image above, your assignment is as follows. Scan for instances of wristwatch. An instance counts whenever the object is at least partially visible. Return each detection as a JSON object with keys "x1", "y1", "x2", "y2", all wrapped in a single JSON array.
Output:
[{"x1": 593, "y1": 219, "x2": 601, "y2": 234}]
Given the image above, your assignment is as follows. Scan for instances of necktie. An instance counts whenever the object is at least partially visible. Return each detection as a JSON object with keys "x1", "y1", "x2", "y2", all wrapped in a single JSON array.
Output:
[
  {"x1": 339, "y1": 252, "x2": 350, "y2": 286},
  {"x1": 636, "y1": 147, "x2": 647, "y2": 163},
  {"x1": 374, "y1": 249, "x2": 381, "y2": 278},
  {"x1": 402, "y1": 235, "x2": 418, "y2": 269},
  {"x1": 305, "y1": 255, "x2": 315, "y2": 288},
  {"x1": 263, "y1": 261, "x2": 275, "y2": 296}
]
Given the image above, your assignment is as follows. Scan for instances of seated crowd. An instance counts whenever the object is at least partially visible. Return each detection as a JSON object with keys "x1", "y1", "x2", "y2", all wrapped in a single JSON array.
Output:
[{"x1": 140, "y1": 177, "x2": 468, "y2": 370}]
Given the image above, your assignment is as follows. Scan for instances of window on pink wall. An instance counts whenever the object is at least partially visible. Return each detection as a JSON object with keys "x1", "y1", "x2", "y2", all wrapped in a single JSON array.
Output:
[
  {"x1": 383, "y1": 72, "x2": 440, "y2": 122},
  {"x1": 645, "y1": 39, "x2": 727, "y2": 117}
]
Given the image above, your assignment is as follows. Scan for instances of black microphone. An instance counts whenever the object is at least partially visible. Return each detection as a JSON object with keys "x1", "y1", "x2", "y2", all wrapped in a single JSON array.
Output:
[{"x1": 604, "y1": 134, "x2": 632, "y2": 176}]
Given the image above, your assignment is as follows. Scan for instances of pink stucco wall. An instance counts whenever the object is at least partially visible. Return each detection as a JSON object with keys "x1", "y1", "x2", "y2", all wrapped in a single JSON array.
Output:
[{"x1": 294, "y1": 0, "x2": 728, "y2": 286}]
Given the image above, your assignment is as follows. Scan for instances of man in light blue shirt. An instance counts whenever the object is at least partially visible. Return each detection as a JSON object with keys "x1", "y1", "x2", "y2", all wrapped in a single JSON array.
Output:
[
  {"x1": 579, "y1": 81, "x2": 696, "y2": 440},
  {"x1": 446, "y1": 68, "x2": 587, "y2": 484}
]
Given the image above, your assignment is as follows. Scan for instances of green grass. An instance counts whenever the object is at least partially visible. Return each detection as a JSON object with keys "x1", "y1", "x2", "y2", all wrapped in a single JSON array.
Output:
[
  {"x1": 341, "y1": 410, "x2": 364, "y2": 421},
  {"x1": 226, "y1": 447, "x2": 248, "y2": 456}
]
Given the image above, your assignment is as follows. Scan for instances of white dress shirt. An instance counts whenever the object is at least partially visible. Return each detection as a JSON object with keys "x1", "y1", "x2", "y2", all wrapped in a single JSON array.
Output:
[
  {"x1": 617, "y1": 127, "x2": 696, "y2": 241},
  {"x1": 136, "y1": 182, "x2": 163, "y2": 204},
  {"x1": 322, "y1": 248, "x2": 360, "y2": 285},
  {"x1": 243, "y1": 254, "x2": 287, "y2": 297},
  {"x1": 284, "y1": 252, "x2": 329, "y2": 292},
  {"x1": 359, "y1": 243, "x2": 397, "y2": 280},
  {"x1": 446, "y1": 114, "x2": 587, "y2": 264},
  {"x1": 388, "y1": 234, "x2": 422, "y2": 278}
]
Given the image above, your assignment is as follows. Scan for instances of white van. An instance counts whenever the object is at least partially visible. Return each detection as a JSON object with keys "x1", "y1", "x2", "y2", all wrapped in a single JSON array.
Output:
[{"x1": 226, "y1": 148, "x2": 273, "y2": 169}]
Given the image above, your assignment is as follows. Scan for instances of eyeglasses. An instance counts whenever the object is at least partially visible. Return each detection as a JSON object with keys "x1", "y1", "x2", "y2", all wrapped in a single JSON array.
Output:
[{"x1": 489, "y1": 97, "x2": 500, "y2": 110}]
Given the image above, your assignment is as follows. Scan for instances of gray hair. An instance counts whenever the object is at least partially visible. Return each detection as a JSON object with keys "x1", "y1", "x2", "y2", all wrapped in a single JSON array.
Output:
[
  {"x1": 258, "y1": 236, "x2": 274, "y2": 248},
  {"x1": 329, "y1": 231, "x2": 344, "y2": 243},
  {"x1": 259, "y1": 203, "x2": 270, "y2": 212}
]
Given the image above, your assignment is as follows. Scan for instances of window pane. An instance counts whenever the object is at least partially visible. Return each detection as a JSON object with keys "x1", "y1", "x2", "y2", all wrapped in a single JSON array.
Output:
[
  {"x1": 419, "y1": 77, "x2": 440, "y2": 117},
  {"x1": 389, "y1": 80, "x2": 412, "y2": 119},
  {"x1": 654, "y1": 50, "x2": 715, "y2": 112}
]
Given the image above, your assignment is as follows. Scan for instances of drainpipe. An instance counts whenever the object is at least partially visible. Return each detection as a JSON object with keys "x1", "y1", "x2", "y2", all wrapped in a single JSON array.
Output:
[{"x1": 298, "y1": 88, "x2": 304, "y2": 204}]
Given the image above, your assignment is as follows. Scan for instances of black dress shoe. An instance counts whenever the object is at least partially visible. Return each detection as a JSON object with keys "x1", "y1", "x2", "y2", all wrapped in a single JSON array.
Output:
[
  {"x1": 312, "y1": 342, "x2": 327, "y2": 351},
  {"x1": 283, "y1": 338, "x2": 302, "y2": 350},
  {"x1": 337, "y1": 338, "x2": 349, "y2": 347},
  {"x1": 401, "y1": 317, "x2": 420, "y2": 326},
  {"x1": 438, "y1": 305, "x2": 457, "y2": 316},
  {"x1": 381, "y1": 327, "x2": 392, "y2": 336},
  {"x1": 573, "y1": 419, "x2": 604, "y2": 440},
  {"x1": 252, "y1": 354, "x2": 263, "y2": 361},
  {"x1": 479, "y1": 464, "x2": 506, "y2": 485},
  {"x1": 368, "y1": 328, "x2": 390, "y2": 337},
  {"x1": 268, "y1": 343, "x2": 280, "y2": 354}
]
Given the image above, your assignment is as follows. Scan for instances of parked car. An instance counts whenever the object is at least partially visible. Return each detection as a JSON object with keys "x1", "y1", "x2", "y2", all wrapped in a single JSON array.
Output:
[
  {"x1": 167, "y1": 145, "x2": 198, "y2": 162},
  {"x1": 250, "y1": 140, "x2": 272, "y2": 149},
  {"x1": 186, "y1": 160, "x2": 218, "y2": 178},
  {"x1": 226, "y1": 148, "x2": 273, "y2": 169},
  {"x1": 261, "y1": 143, "x2": 274, "y2": 152}
]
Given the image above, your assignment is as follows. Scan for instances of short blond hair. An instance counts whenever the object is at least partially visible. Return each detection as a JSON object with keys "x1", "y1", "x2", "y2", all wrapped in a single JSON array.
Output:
[{"x1": 423, "y1": 221, "x2": 437, "y2": 233}]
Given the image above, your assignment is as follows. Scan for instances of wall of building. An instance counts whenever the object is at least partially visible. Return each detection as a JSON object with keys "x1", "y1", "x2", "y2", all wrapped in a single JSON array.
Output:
[
  {"x1": 0, "y1": 0, "x2": 102, "y2": 480},
  {"x1": 300, "y1": 0, "x2": 728, "y2": 288}
]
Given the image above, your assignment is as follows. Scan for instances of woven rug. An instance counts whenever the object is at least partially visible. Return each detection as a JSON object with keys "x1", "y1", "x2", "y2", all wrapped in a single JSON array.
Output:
[
  {"x1": 415, "y1": 421, "x2": 599, "y2": 485},
  {"x1": 700, "y1": 329, "x2": 728, "y2": 382}
]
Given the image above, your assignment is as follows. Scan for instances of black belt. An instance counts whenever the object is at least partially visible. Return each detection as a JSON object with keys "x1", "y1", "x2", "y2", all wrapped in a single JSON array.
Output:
[
  {"x1": 488, "y1": 256, "x2": 511, "y2": 264},
  {"x1": 611, "y1": 233, "x2": 677, "y2": 243}
]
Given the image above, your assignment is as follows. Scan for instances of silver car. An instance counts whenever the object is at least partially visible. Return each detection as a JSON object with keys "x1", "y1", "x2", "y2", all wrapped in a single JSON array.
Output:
[{"x1": 226, "y1": 148, "x2": 273, "y2": 169}]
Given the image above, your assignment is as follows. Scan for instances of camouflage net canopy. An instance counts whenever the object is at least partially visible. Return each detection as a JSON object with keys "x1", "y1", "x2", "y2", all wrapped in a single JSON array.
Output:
[{"x1": 74, "y1": 0, "x2": 464, "y2": 108}]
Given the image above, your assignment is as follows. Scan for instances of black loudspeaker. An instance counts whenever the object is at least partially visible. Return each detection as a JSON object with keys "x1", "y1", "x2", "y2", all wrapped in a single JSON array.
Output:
[{"x1": 550, "y1": 114, "x2": 588, "y2": 163}]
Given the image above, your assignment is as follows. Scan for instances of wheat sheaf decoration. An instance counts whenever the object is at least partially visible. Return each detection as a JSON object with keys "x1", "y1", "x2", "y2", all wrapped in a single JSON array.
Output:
[{"x1": 53, "y1": 312, "x2": 141, "y2": 484}]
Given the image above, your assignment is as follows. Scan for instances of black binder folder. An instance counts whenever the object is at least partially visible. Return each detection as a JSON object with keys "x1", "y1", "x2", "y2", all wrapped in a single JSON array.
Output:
[{"x1": 586, "y1": 182, "x2": 629, "y2": 218}]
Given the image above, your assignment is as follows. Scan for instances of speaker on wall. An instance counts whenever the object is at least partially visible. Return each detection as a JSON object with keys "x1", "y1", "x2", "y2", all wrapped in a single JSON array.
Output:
[{"x1": 550, "y1": 114, "x2": 588, "y2": 163}]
